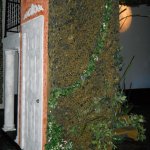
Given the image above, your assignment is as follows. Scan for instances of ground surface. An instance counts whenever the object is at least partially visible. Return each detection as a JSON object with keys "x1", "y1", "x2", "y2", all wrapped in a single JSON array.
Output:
[
  {"x1": 0, "y1": 129, "x2": 20, "y2": 150},
  {"x1": 0, "y1": 110, "x2": 20, "y2": 150},
  {"x1": 0, "y1": 105, "x2": 149, "y2": 150}
]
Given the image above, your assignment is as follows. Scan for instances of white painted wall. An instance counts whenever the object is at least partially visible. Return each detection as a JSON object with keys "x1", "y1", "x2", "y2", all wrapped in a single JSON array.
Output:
[{"x1": 120, "y1": 5, "x2": 150, "y2": 89}]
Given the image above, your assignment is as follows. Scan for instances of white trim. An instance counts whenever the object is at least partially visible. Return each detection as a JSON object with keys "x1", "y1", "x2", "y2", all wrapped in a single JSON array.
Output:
[
  {"x1": 40, "y1": 15, "x2": 44, "y2": 150},
  {"x1": 23, "y1": 4, "x2": 44, "y2": 20},
  {"x1": 2, "y1": 127, "x2": 16, "y2": 132},
  {"x1": 15, "y1": 47, "x2": 20, "y2": 145},
  {"x1": 20, "y1": 33, "x2": 26, "y2": 149}
]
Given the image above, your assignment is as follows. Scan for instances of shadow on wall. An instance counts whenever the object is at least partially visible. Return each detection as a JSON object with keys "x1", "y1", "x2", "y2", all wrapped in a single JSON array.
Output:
[{"x1": 120, "y1": 5, "x2": 150, "y2": 89}]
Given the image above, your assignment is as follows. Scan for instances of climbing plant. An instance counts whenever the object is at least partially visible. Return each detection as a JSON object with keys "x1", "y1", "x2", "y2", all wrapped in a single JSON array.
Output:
[{"x1": 46, "y1": 0, "x2": 145, "y2": 149}]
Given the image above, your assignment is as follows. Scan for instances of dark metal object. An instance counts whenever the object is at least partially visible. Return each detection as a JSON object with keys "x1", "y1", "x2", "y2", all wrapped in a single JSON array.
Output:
[
  {"x1": 5, "y1": 0, "x2": 21, "y2": 37},
  {"x1": 36, "y1": 99, "x2": 39, "y2": 103}
]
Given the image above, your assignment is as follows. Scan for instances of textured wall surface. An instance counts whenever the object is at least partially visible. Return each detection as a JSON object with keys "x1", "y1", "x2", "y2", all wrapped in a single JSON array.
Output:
[
  {"x1": 0, "y1": 0, "x2": 3, "y2": 105},
  {"x1": 48, "y1": 0, "x2": 119, "y2": 149},
  {"x1": 21, "y1": 1, "x2": 49, "y2": 149}
]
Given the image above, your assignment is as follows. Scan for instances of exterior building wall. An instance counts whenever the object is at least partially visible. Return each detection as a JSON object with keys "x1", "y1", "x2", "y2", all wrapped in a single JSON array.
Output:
[{"x1": 20, "y1": 1, "x2": 49, "y2": 149}]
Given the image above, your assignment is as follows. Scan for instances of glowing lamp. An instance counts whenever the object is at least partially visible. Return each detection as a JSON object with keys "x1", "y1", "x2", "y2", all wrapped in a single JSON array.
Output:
[{"x1": 119, "y1": 5, "x2": 132, "y2": 33}]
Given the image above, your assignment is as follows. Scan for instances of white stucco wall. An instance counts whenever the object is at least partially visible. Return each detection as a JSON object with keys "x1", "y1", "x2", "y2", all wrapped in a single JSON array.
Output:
[{"x1": 120, "y1": 5, "x2": 150, "y2": 89}]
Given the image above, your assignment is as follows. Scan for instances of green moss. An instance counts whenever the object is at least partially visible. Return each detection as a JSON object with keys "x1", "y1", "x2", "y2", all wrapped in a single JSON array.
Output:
[{"x1": 47, "y1": 0, "x2": 145, "y2": 149}]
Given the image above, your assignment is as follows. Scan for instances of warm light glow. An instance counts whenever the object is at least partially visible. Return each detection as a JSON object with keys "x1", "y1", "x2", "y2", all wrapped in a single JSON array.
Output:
[{"x1": 119, "y1": 5, "x2": 132, "y2": 33}]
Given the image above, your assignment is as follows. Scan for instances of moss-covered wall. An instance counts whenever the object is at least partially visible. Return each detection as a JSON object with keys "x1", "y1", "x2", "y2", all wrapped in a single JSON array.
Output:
[
  {"x1": 48, "y1": 0, "x2": 119, "y2": 149},
  {"x1": 0, "y1": 0, "x2": 3, "y2": 105}
]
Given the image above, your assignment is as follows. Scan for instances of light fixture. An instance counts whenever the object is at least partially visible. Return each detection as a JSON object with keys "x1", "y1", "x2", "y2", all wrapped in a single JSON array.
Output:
[{"x1": 119, "y1": 5, "x2": 132, "y2": 33}]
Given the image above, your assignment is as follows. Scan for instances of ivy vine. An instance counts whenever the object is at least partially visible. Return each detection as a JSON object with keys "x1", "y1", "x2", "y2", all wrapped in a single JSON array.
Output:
[
  {"x1": 46, "y1": 0, "x2": 145, "y2": 149},
  {"x1": 48, "y1": 0, "x2": 113, "y2": 110},
  {"x1": 46, "y1": 0, "x2": 113, "y2": 149}
]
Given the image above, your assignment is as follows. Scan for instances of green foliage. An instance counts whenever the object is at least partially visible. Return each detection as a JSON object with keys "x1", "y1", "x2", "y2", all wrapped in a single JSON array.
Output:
[
  {"x1": 90, "y1": 121, "x2": 115, "y2": 150},
  {"x1": 48, "y1": 0, "x2": 113, "y2": 109},
  {"x1": 46, "y1": 114, "x2": 73, "y2": 150},
  {"x1": 113, "y1": 48, "x2": 123, "y2": 71},
  {"x1": 130, "y1": 115, "x2": 146, "y2": 141},
  {"x1": 47, "y1": 0, "x2": 113, "y2": 148},
  {"x1": 46, "y1": 0, "x2": 146, "y2": 149},
  {"x1": 84, "y1": 92, "x2": 145, "y2": 149},
  {"x1": 115, "y1": 114, "x2": 146, "y2": 141}
]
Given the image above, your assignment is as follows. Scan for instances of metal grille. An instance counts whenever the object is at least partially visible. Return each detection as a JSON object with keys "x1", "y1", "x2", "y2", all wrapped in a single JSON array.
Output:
[{"x1": 5, "y1": 0, "x2": 20, "y2": 37}]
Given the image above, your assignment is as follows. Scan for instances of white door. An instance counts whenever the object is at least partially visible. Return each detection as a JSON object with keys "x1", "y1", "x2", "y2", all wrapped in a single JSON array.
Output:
[{"x1": 22, "y1": 16, "x2": 44, "y2": 150}]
